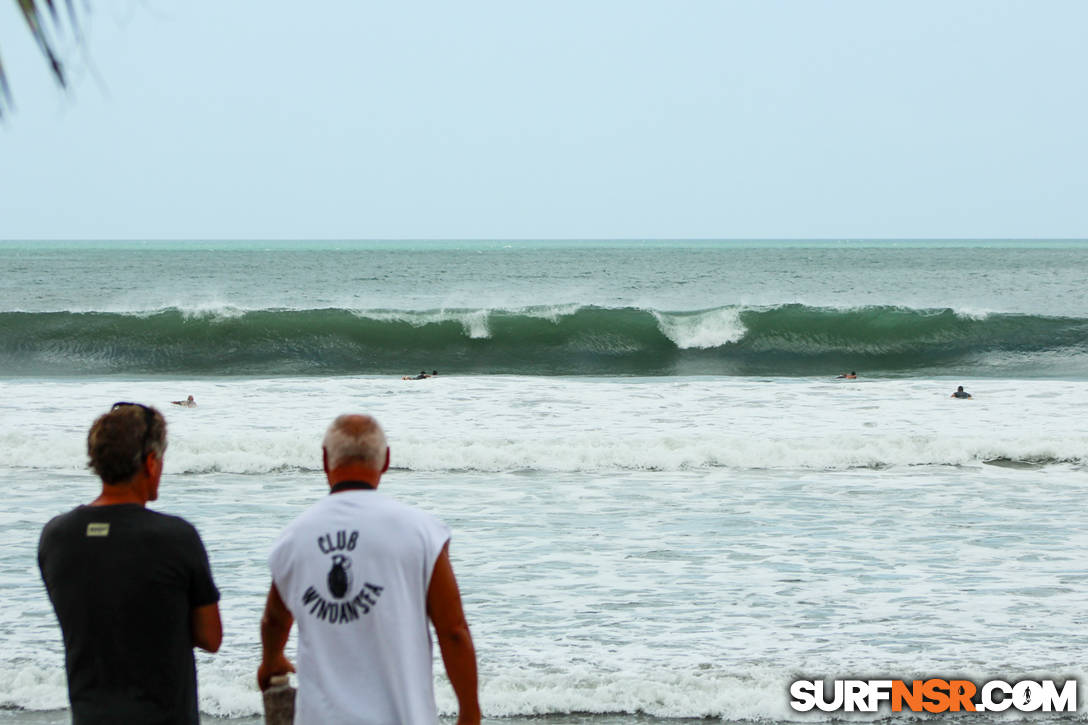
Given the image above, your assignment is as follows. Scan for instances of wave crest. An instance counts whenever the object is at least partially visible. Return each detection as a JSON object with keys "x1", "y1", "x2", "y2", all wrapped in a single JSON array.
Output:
[{"x1": 1, "y1": 304, "x2": 1086, "y2": 376}]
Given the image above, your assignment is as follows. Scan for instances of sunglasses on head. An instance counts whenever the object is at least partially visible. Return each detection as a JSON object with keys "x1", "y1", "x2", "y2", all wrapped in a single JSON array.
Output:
[{"x1": 112, "y1": 402, "x2": 159, "y2": 461}]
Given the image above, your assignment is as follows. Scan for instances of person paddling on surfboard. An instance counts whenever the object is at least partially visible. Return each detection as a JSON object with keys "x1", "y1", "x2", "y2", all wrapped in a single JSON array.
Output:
[
  {"x1": 951, "y1": 386, "x2": 972, "y2": 399},
  {"x1": 171, "y1": 395, "x2": 197, "y2": 408},
  {"x1": 836, "y1": 371, "x2": 857, "y2": 379}
]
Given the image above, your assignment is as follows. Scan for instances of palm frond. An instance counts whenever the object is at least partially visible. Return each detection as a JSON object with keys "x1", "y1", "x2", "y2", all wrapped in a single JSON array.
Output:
[
  {"x1": 0, "y1": 0, "x2": 82, "y2": 118},
  {"x1": 0, "y1": 54, "x2": 12, "y2": 117},
  {"x1": 18, "y1": 0, "x2": 67, "y2": 87},
  {"x1": 64, "y1": 0, "x2": 83, "y2": 43}
]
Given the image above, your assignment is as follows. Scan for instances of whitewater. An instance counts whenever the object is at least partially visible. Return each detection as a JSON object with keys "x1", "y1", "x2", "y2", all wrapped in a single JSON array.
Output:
[
  {"x1": 2, "y1": 240, "x2": 1087, "y2": 724},
  {"x1": 2, "y1": 376, "x2": 1087, "y2": 474},
  {"x1": 3, "y1": 373, "x2": 1087, "y2": 723}
]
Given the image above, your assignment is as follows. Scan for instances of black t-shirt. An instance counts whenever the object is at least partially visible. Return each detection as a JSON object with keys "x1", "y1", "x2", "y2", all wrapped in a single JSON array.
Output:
[{"x1": 38, "y1": 504, "x2": 220, "y2": 725}]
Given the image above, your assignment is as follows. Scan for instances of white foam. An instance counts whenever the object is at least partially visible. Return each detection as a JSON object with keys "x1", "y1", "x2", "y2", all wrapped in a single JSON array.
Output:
[
  {"x1": 2, "y1": 376, "x2": 1087, "y2": 474},
  {"x1": 522, "y1": 303, "x2": 583, "y2": 322},
  {"x1": 360, "y1": 304, "x2": 582, "y2": 338},
  {"x1": 653, "y1": 308, "x2": 747, "y2": 349},
  {"x1": 448, "y1": 666, "x2": 800, "y2": 720},
  {"x1": 176, "y1": 303, "x2": 251, "y2": 321},
  {"x1": 6, "y1": 426, "x2": 1087, "y2": 474},
  {"x1": 952, "y1": 306, "x2": 993, "y2": 321},
  {"x1": 0, "y1": 665, "x2": 69, "y2": 711},
  {"x1": 10, "y1": 663, "x2": 1083, "y2": 720},
  {"x1": 355, "y1": 308, "x2": 495, "y2": 338},
  {"x1": 462, "y1": 309, "x2": 491, "y2": 339}
]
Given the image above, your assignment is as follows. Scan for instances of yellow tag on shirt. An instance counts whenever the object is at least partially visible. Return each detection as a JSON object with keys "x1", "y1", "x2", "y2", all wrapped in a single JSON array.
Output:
[{"x1": 86, "y1": 523, "x2": 110, "y2": 537}]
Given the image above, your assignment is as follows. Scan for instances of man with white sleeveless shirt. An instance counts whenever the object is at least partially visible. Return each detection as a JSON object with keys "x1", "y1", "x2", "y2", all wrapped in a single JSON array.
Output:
[{"x1": 258, "y1": 414, "x2": 480, "y2": 724}]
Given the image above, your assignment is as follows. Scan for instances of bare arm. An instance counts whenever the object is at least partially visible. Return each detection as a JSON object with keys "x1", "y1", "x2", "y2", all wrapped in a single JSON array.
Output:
[
  {"x1": 427, "y1": 544, "x2": 480, "y2": 725},
  {"x1": 257, "y1": 582, "x2": 296, "y2": 690},
  {"x1": 191, "y1": 602, "x2": 223, "y2": 653}
]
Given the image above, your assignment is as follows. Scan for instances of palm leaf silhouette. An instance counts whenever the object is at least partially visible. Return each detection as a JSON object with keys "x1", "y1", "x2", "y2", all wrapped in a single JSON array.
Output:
[{"x1": 1, "y1": 0, "x2": 81, "y2": 118}]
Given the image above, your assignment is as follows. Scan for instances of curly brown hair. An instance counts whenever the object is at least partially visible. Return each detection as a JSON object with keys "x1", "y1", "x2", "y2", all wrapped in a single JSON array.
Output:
[{"x1": 87, "y1": 404, "x2": 167, "y2": 485}]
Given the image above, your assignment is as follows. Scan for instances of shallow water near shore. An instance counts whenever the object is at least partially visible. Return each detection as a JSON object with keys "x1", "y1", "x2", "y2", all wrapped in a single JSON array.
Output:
[
  {"x1": 0, "y1": 710, "x2": 690, "y2": 724},
  {"x1": 2, "y1": 376, "x2": 1087, "y2": 721}
]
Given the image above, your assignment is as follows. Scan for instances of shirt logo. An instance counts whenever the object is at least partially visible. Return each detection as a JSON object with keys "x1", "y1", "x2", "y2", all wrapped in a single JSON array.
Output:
[
  {"x1": 86, "y1": 523, "x2": 110, "y2": 537},
  {"x1": 301, "y1": 529, "x2": 384, "y2": 624},
  {"x1": 302, "y1": 582, "x2": 384, "y2": 624},
  {"x1": 328, "y1": 554, "x2": 352, "y2": 598}
]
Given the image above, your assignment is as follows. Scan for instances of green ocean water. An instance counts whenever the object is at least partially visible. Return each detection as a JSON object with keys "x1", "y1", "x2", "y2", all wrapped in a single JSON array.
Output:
[{"x1": 1, "y1": 240, "x2": 1087, "y2": 378}]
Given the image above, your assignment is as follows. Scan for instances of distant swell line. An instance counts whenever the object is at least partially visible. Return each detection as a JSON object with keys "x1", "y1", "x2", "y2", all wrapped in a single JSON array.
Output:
[{"x1": 1, "y1": 304, "x2": 1087, "y2": 377}]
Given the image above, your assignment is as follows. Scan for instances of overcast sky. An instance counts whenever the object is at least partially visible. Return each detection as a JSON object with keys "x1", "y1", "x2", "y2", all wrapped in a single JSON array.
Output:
[{"x1": 0, "y1": 1, "x2": 1085, "y2": 240}]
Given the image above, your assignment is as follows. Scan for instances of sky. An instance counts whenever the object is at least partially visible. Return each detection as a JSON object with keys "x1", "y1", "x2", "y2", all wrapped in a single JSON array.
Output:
[{"x1": 0, "y1": 0, "x2": 1086, "y2": 240}]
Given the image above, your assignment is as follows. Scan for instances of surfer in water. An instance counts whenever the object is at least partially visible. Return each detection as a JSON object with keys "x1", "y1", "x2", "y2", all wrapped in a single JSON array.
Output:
[
  {"x1": 402, "y1": 371, "x2": 431, "y2": 380},
  {"x1": 171, "y1": 395, "x2": 197, "y2": 408},
  {"x1": 836, "y1": 371, "x2": 857, "y2": 379},
  {"x1": 951, "y1": 386, "x2": 972, "y2": 399}
]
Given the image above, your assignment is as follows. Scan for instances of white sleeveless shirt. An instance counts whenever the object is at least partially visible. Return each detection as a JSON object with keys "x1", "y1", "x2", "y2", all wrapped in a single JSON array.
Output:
[{"x1": 268, "y1": 488, "x2": 451, "y2": 725}]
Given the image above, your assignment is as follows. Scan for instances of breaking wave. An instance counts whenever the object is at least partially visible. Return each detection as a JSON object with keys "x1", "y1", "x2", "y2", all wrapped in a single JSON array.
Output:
[{"x1": 2, "y1": 304, "x2": 1087, "y2": 377}]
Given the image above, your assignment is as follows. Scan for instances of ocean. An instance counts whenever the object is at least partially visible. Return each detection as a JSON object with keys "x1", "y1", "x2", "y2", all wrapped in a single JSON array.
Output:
[{"x1": 1, "y1": 240, "x2": 1086, "y2": 723}]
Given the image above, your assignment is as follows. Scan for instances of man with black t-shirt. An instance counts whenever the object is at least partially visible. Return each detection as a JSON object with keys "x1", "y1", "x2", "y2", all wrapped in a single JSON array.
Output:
[{"x1": 38, "y1": 402, "x2": 222, "y2": 725}]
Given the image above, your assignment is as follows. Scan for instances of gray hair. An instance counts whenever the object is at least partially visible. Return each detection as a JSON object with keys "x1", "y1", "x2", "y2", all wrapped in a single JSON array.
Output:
[{"x1": 323, "y1": 414, "x2": 387, "y2": 470}]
